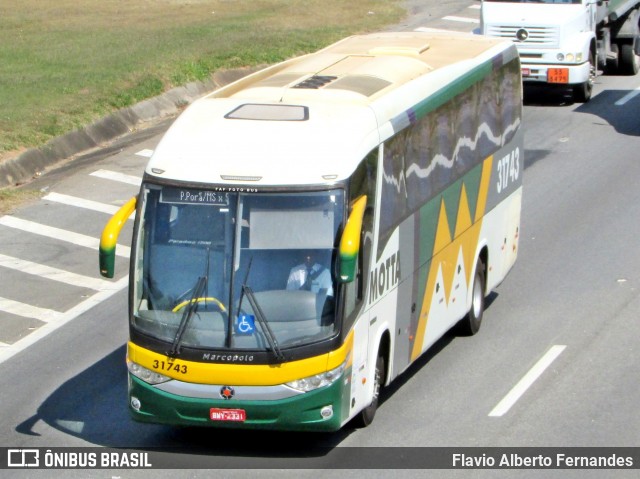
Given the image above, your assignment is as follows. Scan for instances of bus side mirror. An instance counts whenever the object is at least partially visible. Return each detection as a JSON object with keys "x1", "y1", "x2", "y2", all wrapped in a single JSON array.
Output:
[
  {"x1": 338, "y1": 195, "x2": 367, "y2": 283},
  {"x1": 99, "y1": 196, "x2": 137, "y2": 278}
]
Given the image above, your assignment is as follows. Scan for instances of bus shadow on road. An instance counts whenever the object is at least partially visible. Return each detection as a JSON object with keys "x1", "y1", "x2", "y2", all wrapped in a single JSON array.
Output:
[
  {"x1": 13, "y1": 344, "x2": 353, "y2": 461},
  {"x1": 14, "y1": 294, "x2": 499, "y2": 464},
  {"x1": 14, "y1": 344, "x2": 149, "y2": 445}
]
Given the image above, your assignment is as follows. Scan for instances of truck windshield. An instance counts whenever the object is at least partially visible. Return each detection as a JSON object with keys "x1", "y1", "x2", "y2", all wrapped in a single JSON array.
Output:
[{"x1": 132, "y1": 185, "x2": 344, "y2": 353}]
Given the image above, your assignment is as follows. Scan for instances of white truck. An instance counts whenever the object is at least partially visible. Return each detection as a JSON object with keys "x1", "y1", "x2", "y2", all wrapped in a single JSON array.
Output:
[{"x1": 481, "y1": 0, "x2": 640, "y2": 102}]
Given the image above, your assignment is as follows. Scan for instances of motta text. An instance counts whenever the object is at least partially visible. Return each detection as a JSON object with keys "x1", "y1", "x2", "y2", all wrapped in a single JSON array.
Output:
[{"x1": 369, "y1": 251, "x2": 401, "y2": 303}]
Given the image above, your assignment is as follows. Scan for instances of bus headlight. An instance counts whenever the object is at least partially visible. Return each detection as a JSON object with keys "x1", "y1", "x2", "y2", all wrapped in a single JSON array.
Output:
[
  {"x1": 127, "y1": 359, "x2": 171, "y2": 385},
  {"x1": 285, "y1": 362, "x2": 346, "y2": 392}
]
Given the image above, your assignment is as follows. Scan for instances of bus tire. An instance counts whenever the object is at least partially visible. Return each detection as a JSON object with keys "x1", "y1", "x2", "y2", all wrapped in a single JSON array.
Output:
[
  {"x1": 354, "y1": 353, "x2": 385, "y2": 428},
  {"x1": 458, "y1": 259, "x2": 485, "y2": 336}
]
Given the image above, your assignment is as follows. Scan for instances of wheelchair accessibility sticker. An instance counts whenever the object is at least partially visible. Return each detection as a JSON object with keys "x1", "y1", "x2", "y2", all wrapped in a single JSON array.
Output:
[{"x1": 235, "y1": 314, "x2": 255, "y2": 335}]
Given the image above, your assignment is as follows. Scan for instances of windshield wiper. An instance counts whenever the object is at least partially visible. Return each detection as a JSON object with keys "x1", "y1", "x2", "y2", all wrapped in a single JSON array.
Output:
[
  {"x1": 242, "y1": 284, "x2": 285, "y2": 361},
  {"x1": 235, "y1": 258, "x2": 284, "y2": 360},
  {"x1": 236, "y1": 256, "x2": 253, "y2": 324},
  {"x1": 168, "y1": 275, "x2": 207, "y2": 357}
]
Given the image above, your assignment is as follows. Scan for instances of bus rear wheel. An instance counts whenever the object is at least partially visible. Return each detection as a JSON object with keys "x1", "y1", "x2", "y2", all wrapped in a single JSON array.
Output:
[
  {"x1": 457, "y1": 259, "x2": 485, "y2": 336},
  {"x1": 354, "y1": 353, "x2": 385, "y2": 428}
]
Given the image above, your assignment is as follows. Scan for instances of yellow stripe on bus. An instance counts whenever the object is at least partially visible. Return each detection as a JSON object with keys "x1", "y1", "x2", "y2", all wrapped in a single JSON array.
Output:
[
  {"x1": 128, "y1": 331, "x2": 354, "y2": 386},
  {"x1": 410, "y1": 155, "x2": 493, "y2": 361}
]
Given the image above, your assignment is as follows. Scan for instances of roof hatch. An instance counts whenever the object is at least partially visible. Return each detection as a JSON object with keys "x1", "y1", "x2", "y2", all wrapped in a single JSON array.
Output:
[{"x1": 225, "y1": 103, "x2": 309, "y2": 121}]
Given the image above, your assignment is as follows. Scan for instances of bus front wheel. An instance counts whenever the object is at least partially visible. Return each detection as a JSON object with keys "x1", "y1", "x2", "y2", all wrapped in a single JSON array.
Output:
[{"x1": 354, "y1": 353, "x2": 385, "y2": 428}]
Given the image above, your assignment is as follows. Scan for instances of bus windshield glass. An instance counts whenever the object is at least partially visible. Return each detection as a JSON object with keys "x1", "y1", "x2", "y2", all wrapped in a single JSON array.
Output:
[{"x1": 132, "y1": 185, "x2": 345, "y2": 352}]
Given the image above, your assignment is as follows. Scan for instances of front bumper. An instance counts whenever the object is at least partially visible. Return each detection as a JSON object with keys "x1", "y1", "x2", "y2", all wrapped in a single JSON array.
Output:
[
  {"x1": 128, "y1": 372, "x2": 350, "y2": 432},
  {"x1": 520, "y1": 61, "x2": 591, "y2": 85}
]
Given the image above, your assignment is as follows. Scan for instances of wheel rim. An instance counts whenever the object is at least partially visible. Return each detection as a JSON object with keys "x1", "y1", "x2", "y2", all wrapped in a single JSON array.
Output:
[{"x1": 472, "y1": 273, "x2": 483, "y2": 319}]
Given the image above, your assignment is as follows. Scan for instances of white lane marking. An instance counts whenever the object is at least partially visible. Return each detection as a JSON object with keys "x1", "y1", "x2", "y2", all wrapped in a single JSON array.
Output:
[
  {"x1": 489, "y1": 345, "x2": 566, "y2": 417},
  {"x1": 0, "y1": 253, "x2": 117, "y2": 291},
  {"x1": 0, "y1": 276, "x2": 129, "y2": 365},
  {"x1": 0, "y1": 296, "x2": 63, "y2": 323},
  {"x1": 136, "y1": 149, "x2": 154, "y2": 158},
  {"x1": 615, "y1": 87, "x2": 640, "y2": 106},
  {"x1": 43, "y1": 192, "x2": 135, "y2": 217},
  {"x1": 443, "y1": 16, "x2": 480, "y2": 24},
  {"x1": 0, "y1": 216, "x2": 130, "y2": 258},
  {"x1": 468, "y1": 4, "x2": 481, "y2": 9},
  {"x1": 90, "y1": 169, "x2": 141, "y2": 186}
]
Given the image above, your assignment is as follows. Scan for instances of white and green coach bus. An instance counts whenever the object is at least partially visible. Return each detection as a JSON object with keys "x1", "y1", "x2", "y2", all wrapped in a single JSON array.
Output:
[{"x1": 100, "y1": 31, "x2": 523, "y2": 431}]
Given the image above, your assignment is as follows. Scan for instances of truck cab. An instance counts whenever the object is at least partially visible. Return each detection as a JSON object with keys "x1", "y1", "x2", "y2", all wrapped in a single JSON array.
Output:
[{"x1": 481, "y1": 0, "x2": 640, "y2": 102}]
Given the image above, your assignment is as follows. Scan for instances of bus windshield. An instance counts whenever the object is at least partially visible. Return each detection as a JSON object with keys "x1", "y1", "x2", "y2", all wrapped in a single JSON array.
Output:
[{"x1": 132, "y1": 185, "x2": 345, "y2": 353}]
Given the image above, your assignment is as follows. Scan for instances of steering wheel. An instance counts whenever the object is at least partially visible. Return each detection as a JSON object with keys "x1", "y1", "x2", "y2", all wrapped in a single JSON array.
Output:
[{"x1": 172, "y1": 296, "x2": 227, "y2": 313}]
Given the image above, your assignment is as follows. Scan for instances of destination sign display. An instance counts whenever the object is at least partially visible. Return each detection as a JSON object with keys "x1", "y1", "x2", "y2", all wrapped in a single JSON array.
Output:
[{"x1": 160, "y1": 189, "x2": 230, "y2": 206}]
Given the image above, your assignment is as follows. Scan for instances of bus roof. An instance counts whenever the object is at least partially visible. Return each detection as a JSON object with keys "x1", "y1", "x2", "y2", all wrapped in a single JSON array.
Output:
[{"x1": 146, "y1": 31, "x2": 515, "y2": 186}]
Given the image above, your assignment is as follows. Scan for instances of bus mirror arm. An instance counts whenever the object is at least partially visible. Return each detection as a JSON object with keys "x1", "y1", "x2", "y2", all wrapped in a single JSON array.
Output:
[
  {"x1": 338, "y1": 195, "x2": 367, "y2": 283},
  {"x1": 99, "y1": 196, "x2": 137, "y2": 278}
]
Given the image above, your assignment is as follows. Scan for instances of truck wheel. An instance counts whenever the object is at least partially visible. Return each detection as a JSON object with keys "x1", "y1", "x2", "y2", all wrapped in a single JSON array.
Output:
[
  {"x1": 353, "y1": 353, "x2": 385, "y2": 428},
  {"x1": 619, "y1": 43, "x2": 639, "y2": 75},
  {"x1": 457, "y1": 258, "x2": 485, "y2": 336},
  {"x1": 573, "y1": 50, "x2": 595, "y2": 103}
]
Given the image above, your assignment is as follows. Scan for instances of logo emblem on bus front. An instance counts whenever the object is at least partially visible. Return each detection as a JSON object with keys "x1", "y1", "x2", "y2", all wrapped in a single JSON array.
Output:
[{"x1": 220, "y1": 386, "x2": 235, "y2": 400}]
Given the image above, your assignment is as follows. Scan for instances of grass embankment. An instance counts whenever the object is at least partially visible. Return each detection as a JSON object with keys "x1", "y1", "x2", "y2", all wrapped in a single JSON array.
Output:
[
  {"x1": 0, "y1": 0, "x2": 403, "y2": 158},
  {"x1": 0, "y1": 188, "x2": 42, "y2": 215}
]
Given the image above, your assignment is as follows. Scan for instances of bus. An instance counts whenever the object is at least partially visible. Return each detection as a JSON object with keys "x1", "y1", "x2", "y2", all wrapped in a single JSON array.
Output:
[{"x1": 99, "y1": 31, "x2": 523, "y2": 431}]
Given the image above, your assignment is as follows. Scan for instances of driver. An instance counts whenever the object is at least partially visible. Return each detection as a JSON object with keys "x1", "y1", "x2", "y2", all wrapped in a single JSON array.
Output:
[{"x1": 286, "y1": 253, "x2": 333, "y2": 296}]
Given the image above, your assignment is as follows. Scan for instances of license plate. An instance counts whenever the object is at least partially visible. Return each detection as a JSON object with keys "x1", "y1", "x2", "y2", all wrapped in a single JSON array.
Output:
[
  {"x1": 547, "y1": 68, "x2": 569, "y2": 83},
  {"x1": 210, "y1": 408, "x2": 246, "y2": 422}
]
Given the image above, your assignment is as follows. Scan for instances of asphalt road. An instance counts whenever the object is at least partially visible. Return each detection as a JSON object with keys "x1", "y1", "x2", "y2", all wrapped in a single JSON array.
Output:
[{"x1": 1, "y1": 2, "x2": 639, "y2": 478}]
